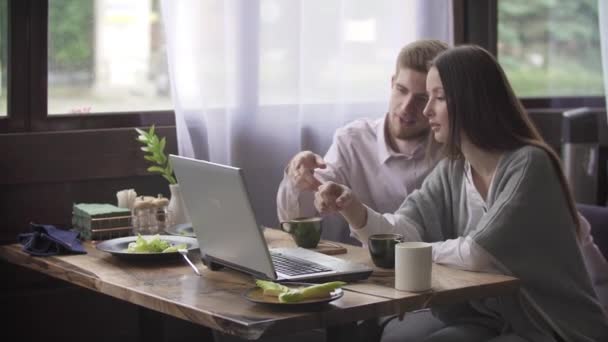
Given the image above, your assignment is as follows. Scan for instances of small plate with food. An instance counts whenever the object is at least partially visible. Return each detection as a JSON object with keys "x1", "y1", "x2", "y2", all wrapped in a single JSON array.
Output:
[
  {"x1": 96, "y1": 234, "x2": 198, "y2": 260},
  {"x1": 243, "y1": 279, "x2": 345, "y2": 306}
]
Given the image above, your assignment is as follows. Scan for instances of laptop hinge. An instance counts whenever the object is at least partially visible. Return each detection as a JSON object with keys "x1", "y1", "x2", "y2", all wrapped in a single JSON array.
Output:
[{"x1": 202, "y1": 254, "x2": 276, "y2": 280}]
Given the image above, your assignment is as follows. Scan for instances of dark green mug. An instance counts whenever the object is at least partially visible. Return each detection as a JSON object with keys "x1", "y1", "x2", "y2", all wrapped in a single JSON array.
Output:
[
  {"x1": 280, "y1": 217, "x2": 323, "y2": 248},
  {"x1": 368, "y1": 233, "x2": 404, "y2": 268}
]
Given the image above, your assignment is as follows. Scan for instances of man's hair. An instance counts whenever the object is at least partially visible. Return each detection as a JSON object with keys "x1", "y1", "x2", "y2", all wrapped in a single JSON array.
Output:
[{"x1": 395, "y1": 39, "x2": 449, "y2": 74}]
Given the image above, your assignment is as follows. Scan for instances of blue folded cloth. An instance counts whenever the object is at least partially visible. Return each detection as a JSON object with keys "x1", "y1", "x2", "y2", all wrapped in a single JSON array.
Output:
[{"x1": 18, "y1": 223, "x2": 87, "y2": 256}]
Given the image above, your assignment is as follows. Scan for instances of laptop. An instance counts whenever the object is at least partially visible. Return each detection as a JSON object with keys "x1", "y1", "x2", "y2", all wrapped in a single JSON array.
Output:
[{"x1": 169, "y1": 155, "x2": 373, "y2": 282}]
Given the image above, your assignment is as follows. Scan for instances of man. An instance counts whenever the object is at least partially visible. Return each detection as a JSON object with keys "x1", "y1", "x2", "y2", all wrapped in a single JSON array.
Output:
[{"x1": 277, "y1": 39, "x2": 448, "y2": 245}]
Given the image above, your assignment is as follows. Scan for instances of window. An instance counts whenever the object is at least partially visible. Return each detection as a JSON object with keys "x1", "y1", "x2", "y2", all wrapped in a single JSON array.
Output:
[
  {"x1": 259, "y1": 0, "x2": 417, "y2": 105},
  {"x1": 497, "y1": 0, "x2": 603, "y2": 98},
  {"x1": 0, "y1": 0, "x2": 175, "y2": 133},
  {"x1": 0, "y1": 0, "x2": 6, "y2": 117},
  {"x1": 48, "y1": 0, "x2": 171, "y2": 115}
]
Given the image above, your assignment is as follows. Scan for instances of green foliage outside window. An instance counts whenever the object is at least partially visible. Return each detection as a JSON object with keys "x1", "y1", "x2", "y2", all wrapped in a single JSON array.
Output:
[
  {"x1": 48, "y1": 0, "x2": 94, "y2": 72},
  {"x1": 498, "y1": 0, "x2": 604, "y2": 97}
]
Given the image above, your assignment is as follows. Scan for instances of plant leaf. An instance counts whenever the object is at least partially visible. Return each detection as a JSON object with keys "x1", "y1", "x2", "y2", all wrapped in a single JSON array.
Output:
[
  {"x1": 135, "y1": 125, "x2": 174, "y2": 185},
  {"x1": 137, "y1": 128, "x2": 151, "y2": 140},
  {"x1": 160, "y1": 137, "x2": 166, "y2": 152},
  {"x1": 150, "y1": 155, "x2": 162, "y2": 163},
  {"x1": 158, "y1": 152, "x2": 167, "y2": 164},
  {"x1": 162, "y1": 174, "x2": 177, "y2": 184}
]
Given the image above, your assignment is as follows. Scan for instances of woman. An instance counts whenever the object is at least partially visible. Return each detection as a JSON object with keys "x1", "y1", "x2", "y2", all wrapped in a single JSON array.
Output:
[{"x1": 315, "y1": 45, "x2": 608, "y2": 341}]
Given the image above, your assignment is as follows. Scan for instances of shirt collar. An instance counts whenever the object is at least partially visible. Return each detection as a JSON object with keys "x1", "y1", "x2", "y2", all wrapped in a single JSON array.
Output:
[
  {"x1": 463, "y1": 156, "x2": 504, "y2": 203},
  {"x1": 377, "y1": 114, "x2": 427, "y2": 164}
]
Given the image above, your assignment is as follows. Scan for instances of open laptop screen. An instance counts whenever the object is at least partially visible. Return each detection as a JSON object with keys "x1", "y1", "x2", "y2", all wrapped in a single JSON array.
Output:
[
  {"x1": 170, "y1": 155, "x2": 276, "y2": 279},
  {"x1": 170, "y1": 155, "x2": 373, "y2": 283}
]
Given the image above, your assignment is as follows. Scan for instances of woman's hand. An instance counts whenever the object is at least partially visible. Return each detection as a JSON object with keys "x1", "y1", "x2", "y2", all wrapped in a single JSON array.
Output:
[{"x1": 314, "y1": 181, "x2": 367, "y2": 228}]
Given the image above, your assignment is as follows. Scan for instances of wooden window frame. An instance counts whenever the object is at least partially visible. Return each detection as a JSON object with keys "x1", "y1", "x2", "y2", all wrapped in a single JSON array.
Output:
[{"x1": 0, "y1": 0, "x2": 175, "y2": 134}]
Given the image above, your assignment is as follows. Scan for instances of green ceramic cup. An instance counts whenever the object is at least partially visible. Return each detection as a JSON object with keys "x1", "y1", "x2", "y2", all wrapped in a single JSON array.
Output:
[
  {"x1": 280, "y1": 217, "x2": 323, "y2": 248},
  {"x1": 368, "y1": 233, "x2": 404, "y2": 268}
]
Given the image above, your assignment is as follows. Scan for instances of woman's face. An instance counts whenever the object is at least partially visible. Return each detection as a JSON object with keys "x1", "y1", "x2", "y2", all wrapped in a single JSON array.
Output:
[{"x1": 423, "y1": 67, "x2": 449, "y2": 144}]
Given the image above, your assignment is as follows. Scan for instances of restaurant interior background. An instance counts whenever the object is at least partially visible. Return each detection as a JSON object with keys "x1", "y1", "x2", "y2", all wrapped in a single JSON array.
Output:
[{"x1": 1, "y1": 0, "x2": 607, "y2": 340}]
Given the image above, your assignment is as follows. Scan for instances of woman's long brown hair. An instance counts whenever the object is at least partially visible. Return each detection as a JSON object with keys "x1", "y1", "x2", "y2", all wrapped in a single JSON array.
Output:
[{"x1": 431, "y1": 45, "x2": 580, "y2": 234}]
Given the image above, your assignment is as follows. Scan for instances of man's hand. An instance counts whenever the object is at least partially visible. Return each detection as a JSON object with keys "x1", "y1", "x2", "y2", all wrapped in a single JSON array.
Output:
[{"x1": 287, "y1": 151, "x2": 327, "y2": 192}]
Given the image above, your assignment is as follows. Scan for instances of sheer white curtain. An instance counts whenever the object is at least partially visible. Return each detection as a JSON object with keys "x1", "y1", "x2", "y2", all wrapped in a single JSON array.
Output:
[{"x1": 161, "y1": 0, "x2": 453, "y2": 226}]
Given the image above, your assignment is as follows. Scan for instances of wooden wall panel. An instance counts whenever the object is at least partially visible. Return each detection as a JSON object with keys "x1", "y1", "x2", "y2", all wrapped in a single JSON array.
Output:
[
  {"x1": 0, "y1": 176, "x2": 170, "y2": 242},
  {"x1": 1, "y1": 126, "x2": 176, "y2": 185},
  {"x1": 0, "y1": 126, "x2": 177, "y2": 243}
]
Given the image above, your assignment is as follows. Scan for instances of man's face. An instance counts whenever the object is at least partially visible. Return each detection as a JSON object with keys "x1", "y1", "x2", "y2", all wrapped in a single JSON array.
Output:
[{"x1": 387, "y1": 68, "x2": 430, "y2": 141}]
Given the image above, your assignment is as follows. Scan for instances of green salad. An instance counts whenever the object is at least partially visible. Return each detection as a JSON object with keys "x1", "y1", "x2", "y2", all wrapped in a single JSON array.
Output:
[
  {"x1": 255, "y1": 279, "x2": 346, "y2": 303},
  {"x1": 126, "y1": 234, "x2": 187, "y2": 253}
]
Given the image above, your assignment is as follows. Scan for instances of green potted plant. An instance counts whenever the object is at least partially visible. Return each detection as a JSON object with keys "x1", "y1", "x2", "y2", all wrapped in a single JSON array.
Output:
[
  {"x1": 135, "y1": 125, "x2": 176, "y2": 184},
  {"x1": 135, "y1": 125, "x2": 190, "y2": 225}
]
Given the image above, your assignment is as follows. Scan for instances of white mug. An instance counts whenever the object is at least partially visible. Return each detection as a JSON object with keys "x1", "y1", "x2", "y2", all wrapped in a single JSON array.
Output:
[{"x1": 395, "y1": 241, "x2": 432, "y2": 292}]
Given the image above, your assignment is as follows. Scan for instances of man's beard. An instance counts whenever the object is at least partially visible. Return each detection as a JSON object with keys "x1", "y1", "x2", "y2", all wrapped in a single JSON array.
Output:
[{"x1": 392, "y1": 124, "x2": 430, "y2": 141}]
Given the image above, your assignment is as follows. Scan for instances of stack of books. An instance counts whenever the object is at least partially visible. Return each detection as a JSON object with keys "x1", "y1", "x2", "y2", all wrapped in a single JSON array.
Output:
[{"x1": 72, "y1": 203, "x2": 131, "y2": 240}]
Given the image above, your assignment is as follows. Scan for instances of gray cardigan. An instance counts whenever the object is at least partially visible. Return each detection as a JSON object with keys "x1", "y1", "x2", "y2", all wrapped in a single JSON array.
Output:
[{"x1": 358, "y1": 145, "x2": 608, "y2": 341}]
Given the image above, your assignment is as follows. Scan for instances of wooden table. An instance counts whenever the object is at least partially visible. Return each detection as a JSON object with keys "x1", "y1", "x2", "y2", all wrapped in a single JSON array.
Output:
[{"x1": 0, "y1": 229, "x2": 520, "y2": 341}]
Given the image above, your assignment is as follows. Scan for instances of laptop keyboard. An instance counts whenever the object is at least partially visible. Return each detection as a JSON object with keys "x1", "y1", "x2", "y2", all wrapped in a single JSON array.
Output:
[{"x1": 270, "y1": 252, "x2": 333, "y2": 276}]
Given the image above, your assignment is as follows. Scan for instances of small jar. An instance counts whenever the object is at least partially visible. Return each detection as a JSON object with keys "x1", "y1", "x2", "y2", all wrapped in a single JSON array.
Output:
[{"x1": 132, "y1": 195, "x2": 172, "y2": 235}]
